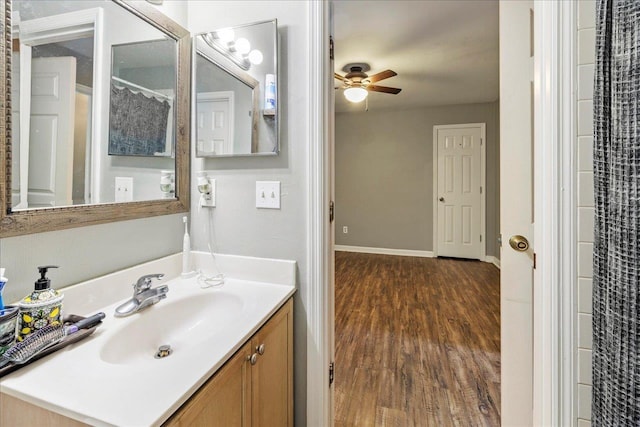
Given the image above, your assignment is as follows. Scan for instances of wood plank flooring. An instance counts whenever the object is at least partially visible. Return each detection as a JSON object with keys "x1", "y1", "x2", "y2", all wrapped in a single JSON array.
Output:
[{"x1": 334, "y1": 252, "x2": 501, "y2": 427}]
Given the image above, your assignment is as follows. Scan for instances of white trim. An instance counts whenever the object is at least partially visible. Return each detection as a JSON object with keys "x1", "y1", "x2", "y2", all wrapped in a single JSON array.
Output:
[
  {"x1": 533, "y1": 1, "x2": 574, "y2": 425},
  {"x1": 19, "y1": 8, "x2": 99, "y2": 45},
  {"x1": 335, "y1": 245, "x2": 434, "y2": 258},
  {"x1": 561, "y1": 2, "x2": 578, "y2": 424},
  {"x1": 432, "y1": 123, "x2": 487, "y2": 261},
  {"x1": 485, "y1": 255, "x2": 501, "y2": 269},
  {"x1": 306, "y1": 2, "x2": 332, "y2": 427}
]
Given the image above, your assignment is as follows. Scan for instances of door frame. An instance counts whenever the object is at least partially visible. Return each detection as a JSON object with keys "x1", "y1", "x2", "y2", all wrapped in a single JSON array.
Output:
[
  {"x1": 432, "y1": 123, "x2": 486, "y2": 261},
  {"x1": 306, "y1": 2, "x2": 574, "y2": 427}
]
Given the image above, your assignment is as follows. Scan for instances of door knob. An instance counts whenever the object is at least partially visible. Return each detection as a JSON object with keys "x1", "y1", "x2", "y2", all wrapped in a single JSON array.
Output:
[
  {"x1": 509, "y1": 235, "x2": 530, "y2": 252},
  {"x1": 439, "y1": 197, "x2": 445, "y2": 202}
]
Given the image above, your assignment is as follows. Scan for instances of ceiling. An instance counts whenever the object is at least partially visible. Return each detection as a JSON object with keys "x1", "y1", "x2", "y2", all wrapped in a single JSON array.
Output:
[{"x1": 333, "y1": 0, "x2": 499, "y2": 113}]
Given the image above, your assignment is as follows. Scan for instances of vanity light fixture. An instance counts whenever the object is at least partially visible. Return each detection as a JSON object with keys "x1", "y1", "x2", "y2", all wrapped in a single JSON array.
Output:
[
  {"x1": 197, "y1": 171, "x2": 215, "y2": 208},
  {"x1": 344, "y1": 86, "x2": 368, "y2": 103},
  {"x1": 202, "y1": 31, "x2": 263, "y2": 71}
]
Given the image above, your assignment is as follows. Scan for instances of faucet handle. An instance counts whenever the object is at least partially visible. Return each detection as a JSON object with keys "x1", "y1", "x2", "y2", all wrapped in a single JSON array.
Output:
[{"x1": 134, "y1": 273, "x2": 165, "y2": 291}]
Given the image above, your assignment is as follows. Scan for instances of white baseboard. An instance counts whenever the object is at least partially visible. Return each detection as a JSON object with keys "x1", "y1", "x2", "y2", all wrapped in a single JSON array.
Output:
[
  {"x1": 485, "y1": 255, "x2": 501, "y2": 269},
  {"x1": 334, "y1": 245, "x2": 434, "y2": 258},
  {"x1": 335, "y1": 245, "x2": 501, "y2": 268}
]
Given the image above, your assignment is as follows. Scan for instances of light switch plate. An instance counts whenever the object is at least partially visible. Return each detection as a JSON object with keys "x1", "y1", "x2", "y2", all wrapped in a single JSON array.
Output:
[
  {"x1": 201, "y1": 178, "x2": 216, "y2": 207},
  {"x1": 256, "y1": 181, "x2": 281, "y2": 209},
  {"x1": 115, "y1": 177, "x2": 133, "y2": 202}
]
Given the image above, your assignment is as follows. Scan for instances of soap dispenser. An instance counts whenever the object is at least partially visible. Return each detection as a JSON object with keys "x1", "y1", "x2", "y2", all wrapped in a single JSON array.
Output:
[{"x1": 16, "y1": 266, "x2": 64, "y2": 341}]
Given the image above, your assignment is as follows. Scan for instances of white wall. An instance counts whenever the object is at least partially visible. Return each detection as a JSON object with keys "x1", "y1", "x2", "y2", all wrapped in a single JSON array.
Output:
[
  {"x1": 187, "y1": 2, "x2": 310, "y2": 426},
  {"x1": 575, "y1": 1, "x2": 596, "y2": 425}
]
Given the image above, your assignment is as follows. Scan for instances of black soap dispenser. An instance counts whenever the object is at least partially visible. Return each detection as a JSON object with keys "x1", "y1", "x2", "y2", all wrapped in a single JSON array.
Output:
[{"x1": 16, "y1": 266, "x2": 64, "y2": 341}]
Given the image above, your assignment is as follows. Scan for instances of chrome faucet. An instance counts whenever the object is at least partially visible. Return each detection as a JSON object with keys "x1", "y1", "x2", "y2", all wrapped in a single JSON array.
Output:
[{"x1": 114, "y1": 273, "x2": 168, "y2": 317}]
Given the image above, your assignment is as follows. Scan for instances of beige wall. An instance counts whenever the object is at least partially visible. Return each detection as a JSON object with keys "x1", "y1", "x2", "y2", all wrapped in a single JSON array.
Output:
[{"x1": 335, "y1": 102, "x2": 500, "y2": 258}]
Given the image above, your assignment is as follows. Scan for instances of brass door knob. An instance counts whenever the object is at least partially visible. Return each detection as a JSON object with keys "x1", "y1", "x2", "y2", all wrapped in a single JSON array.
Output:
[
  {"x1": 439, "y1": 197, "x2": 445, "y2": 202},
  {"x1": 509, "y1": 235, "x2": 530, "y2": 252}
]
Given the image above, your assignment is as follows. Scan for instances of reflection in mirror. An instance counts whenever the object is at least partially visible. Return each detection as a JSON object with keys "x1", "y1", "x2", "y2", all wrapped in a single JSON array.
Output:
[
  {"x1": 11, "y1": 0, "x2": 177, "y2": 210},
  {"x1": 110, "y1": 39, "x2": 175, "y2": 157},
  {"x1": 194, "y1": 20, "x2": 278, "y2": 157}
]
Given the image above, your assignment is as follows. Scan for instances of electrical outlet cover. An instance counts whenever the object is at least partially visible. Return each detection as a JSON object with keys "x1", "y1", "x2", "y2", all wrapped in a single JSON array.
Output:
[
  {"x1": 256, "y1": 181, "x2": 280, "y2": 209},
  {"x1": 115, "y1": 177, "x2": 133, "y2": 202}
]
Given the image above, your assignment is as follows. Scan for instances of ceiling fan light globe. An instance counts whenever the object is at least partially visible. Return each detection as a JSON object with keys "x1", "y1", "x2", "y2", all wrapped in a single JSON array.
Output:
[{"x1": 344, "y1": 87, "x2": 368, "y2": 103}]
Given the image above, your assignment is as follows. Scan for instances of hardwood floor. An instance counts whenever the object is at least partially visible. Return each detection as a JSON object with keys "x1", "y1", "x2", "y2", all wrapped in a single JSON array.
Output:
[{"x1": 334, "y1": 251, "x2": 501, "y2": 427}]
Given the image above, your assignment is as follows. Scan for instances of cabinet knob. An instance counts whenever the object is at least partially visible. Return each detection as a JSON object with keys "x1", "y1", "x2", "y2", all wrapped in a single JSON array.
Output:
[
  {"x1": 249, "y1": 353, "x2": 258, "y2": 365},
  {"x1": 256, "y1": 344, "x2": 265, "y2": 355}
]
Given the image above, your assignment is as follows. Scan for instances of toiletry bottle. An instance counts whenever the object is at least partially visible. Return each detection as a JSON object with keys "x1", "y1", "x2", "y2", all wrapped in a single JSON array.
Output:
[
  {"x1": 0, "y1": 267, "x2": 7, "y2": 312},
  {"x1": 16, "y1": 266, "x2": 64, "y2": 341},
  {"x1": 0, "y1": 267, "x2": 19, "y2": 355},
  {"x1": 265, "y1": 74, "x2": 276, "y2": 110}
]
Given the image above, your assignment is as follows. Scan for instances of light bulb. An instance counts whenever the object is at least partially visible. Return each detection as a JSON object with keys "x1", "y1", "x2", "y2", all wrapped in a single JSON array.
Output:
[
  {"x1": 235, "y1": 38, "x2": 251, "y2": 55},
  {"x1": 344, "y1": 87, "x2": 368, "y2": 103},
  {"x1": 249, "y1": 49, "x2": 263, "y2": 65},
  {"x1": 197, "y1": 173, "x2": 211, "y2": 194},
  {"x1": 216, "y1": 28, "x2": 235, "y2": 44}
]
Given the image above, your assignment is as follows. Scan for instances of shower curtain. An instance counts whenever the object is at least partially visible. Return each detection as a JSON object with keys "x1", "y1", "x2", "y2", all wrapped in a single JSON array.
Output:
[{"x1": 593, "y1": 0, "x2": 640, "y2": 425}]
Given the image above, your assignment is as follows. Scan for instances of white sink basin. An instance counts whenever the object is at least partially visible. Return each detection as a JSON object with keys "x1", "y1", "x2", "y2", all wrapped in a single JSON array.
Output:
[{"x1": 99, "y1": 292, "x2": 244, "y2": 366}]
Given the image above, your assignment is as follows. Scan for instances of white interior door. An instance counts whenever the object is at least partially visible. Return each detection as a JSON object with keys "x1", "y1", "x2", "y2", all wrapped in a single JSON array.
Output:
[
  {"x1": 434, "y1": 124, "x2": 485, "y2": 260},
  {"x1": 197, "y1": 92, "x2": 234, "y2": 155},
  {"x1": 500, "y1": 1, "x2": 535, "y2": 425},
  {"x1": 28, "y1": 57, "x2": 76, "y2": 208}
]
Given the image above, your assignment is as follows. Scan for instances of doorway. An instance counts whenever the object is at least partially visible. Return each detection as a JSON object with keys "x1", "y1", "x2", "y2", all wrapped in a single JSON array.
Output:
[
  {"x1": 433, "y1": 123, "x2": 486, "y2": 261},
  {"x1": 330, "y1": 1, "x2": 511, "y2": 426},
  {"x1": 306, "y1": 1, "x2": 574, "y2": 426}
]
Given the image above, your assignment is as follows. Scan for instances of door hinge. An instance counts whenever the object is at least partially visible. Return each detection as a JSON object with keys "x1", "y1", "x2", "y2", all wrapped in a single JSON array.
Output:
[
  {"x1": 329, "y1": 361, "x2": 335, "y2": 386},
  {"x1": 480, "y1": 186, "x2": 483, "y2": 194},
  {"x1": 329, "y1": 36, "x2": 334, "y2": 60},
  {"x1": 533, "y1": 252, "x2": 537, "y2": 269},
  {"x1": 329, "y1": 201, "x2": 335, "y2": 223},
  {"x1": 480, "y1": 235, "x2": 482, "y2": 242}
]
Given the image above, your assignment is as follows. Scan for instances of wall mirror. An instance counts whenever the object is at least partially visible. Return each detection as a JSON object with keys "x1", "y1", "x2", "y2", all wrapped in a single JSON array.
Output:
[
  {"x1": 193, "y1": 19, "x2": 278, "y2": 157},
  {"x1": 0, "y1": 0, "x2": 191, "y2": 237}
]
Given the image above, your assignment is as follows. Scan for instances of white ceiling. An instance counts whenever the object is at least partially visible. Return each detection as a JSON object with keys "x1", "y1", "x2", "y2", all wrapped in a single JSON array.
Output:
[{"x1": 333, "y1": 0, "x2": 499, "y2": 113}]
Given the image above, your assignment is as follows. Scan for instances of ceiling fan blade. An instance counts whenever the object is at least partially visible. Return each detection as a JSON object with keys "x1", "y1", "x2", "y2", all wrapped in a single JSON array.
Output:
[
  {"x1": 367, "y1": 69, "x2": 397, "y2": 83},
  {"x1": 368, "y1": 85, "x2": 402, "y2": 94},
  {"x1": 334, "y1": 73, "x2": 348, "y2": 82}
]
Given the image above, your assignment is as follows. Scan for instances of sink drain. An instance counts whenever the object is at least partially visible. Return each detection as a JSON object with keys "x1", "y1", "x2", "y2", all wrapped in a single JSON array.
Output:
[{"x1": 155, "y1": 344, "x2": 172, "y2": 359}]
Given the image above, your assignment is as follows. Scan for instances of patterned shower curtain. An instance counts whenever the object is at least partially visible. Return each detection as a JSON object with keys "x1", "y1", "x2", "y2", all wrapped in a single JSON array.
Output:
[{"x1": 593, "y1": 0, "x2": 640, "y2": 425}]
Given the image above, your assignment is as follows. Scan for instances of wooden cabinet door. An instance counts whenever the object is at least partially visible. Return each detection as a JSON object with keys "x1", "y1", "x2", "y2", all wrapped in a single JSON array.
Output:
[
  {"x1": 165, "y1": 342, "x2": 252, "y2": 427},
  {"x1": 251, "y1": 299, "x2": 293, "y2": 427}
]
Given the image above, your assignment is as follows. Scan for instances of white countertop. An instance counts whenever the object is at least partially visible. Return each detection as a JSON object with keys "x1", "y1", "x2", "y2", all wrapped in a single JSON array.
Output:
[{"x1": 0, "y1": 251, "x2": 296, "y2": 426}]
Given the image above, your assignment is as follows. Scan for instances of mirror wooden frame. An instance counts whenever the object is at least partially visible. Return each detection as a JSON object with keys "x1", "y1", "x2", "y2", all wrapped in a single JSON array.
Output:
[{"x1": 0, "y1": 0, "x2": 191, "y2": 238}]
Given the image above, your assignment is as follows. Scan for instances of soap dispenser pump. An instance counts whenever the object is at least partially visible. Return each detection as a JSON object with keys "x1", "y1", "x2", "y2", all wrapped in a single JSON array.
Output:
[{"x1": 16, "y1": 265, "x2": 64, "y2": 341}]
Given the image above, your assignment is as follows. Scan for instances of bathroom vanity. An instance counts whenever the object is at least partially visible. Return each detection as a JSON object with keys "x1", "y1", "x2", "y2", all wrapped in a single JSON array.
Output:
[{"x1": 0, "y1": 252, "x2": 296, "y2": 426}]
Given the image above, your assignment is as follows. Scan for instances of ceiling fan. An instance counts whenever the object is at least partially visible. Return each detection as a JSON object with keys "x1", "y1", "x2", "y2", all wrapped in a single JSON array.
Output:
[{"x1": 334, "y1": 63, "x2": 402, "y2": 103}]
